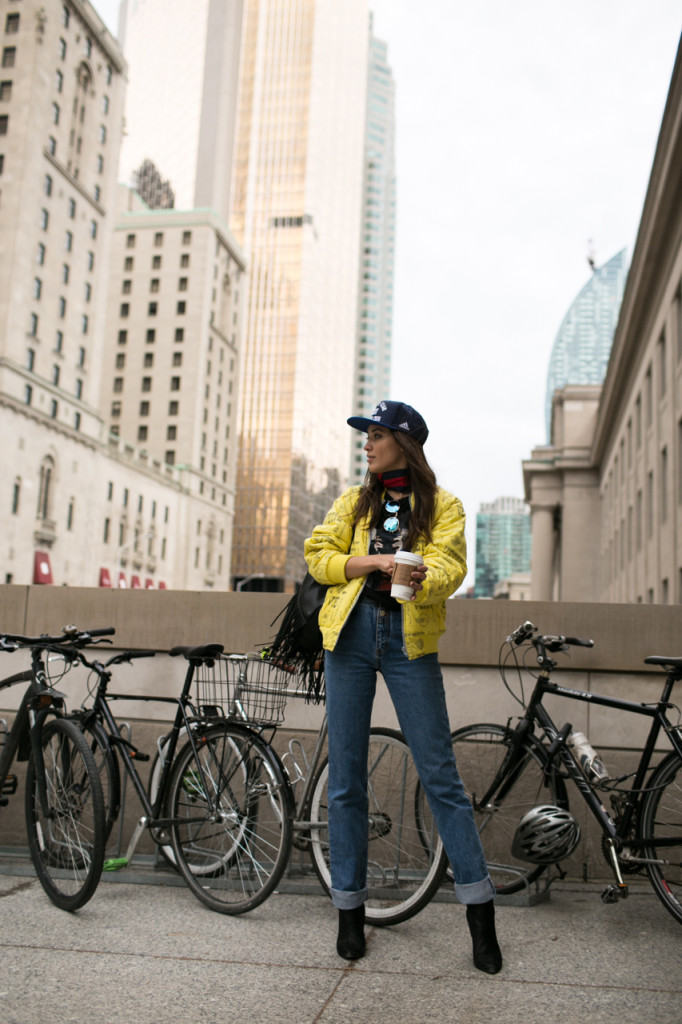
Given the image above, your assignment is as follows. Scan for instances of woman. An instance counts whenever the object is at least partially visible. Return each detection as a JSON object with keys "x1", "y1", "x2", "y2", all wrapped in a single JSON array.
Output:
[{"x1": 304, "y1": 400, "x2": 502, "y2": 974}]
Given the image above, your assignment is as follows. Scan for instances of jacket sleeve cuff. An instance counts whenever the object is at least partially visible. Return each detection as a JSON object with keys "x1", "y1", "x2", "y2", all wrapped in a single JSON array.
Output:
[{"x1": 326, "y1": 553, "x2": 351, "y2": 584}]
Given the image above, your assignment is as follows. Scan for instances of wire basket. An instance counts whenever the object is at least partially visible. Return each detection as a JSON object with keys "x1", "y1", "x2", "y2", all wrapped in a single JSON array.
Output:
[{"x1": 194, "y1": 654, "x2": 295, "y2": 727}]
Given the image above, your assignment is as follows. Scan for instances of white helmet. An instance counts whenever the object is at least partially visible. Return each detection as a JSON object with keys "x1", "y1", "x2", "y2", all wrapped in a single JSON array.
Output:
[{"x1": 511, "y1": 805, "x2": 581, "y2": 864}]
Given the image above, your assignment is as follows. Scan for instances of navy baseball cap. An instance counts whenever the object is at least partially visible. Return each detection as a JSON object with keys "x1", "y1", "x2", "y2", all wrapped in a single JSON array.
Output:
[{"x1": 347, "y1": 400, "x2": 429, "y2": 444}]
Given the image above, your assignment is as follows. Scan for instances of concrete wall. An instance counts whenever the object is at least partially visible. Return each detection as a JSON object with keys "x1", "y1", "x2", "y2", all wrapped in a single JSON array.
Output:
[{"x1": 2, "y1": 587, "x2": 680, "y2": 878}]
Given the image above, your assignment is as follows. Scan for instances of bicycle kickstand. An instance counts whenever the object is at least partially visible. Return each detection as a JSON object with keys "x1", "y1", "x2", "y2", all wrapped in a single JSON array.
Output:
[{"x1": 601, "y1": 837, "x2": 629, "y2": 904}]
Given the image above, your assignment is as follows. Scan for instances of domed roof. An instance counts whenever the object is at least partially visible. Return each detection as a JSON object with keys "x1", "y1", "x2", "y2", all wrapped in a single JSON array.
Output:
[{"x1": 545, "y1": 249, "x2": 628, "y2": 441}]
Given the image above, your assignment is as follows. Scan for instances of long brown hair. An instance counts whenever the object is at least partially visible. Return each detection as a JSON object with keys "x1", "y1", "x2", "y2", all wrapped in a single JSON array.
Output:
[{"x1": 352, "y1": 432, "x2": 438, "y2": 548}]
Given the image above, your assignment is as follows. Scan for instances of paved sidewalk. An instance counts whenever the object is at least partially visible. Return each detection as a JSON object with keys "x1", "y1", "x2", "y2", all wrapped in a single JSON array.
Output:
[{"x1": 0, "y1": 859, "x2": 680, "y2": 1024}]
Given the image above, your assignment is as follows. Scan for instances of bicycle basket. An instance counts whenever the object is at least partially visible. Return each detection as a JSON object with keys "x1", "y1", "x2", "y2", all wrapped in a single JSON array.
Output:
[{"x1": 195, "y1": 654, "x2": 294, "y2": 727}]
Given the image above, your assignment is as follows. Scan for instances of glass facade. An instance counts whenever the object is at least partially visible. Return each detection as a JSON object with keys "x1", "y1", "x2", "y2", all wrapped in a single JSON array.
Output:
[
  {"x1": 545, "y1": 249, "x2": 628, "y2": 441},
  {"x1": 474, "y1": 496, "x2": 531, "y2": 598},
  {"x1": 350, "y1": 20, "x2": 396, "y2": 484},
  {"x1": 229, "y1": 0, "x2": 369, "y2": 589}
]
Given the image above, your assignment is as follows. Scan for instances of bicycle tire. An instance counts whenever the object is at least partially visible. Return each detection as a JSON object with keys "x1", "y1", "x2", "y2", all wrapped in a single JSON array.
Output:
[
  {"x1": 149, "y1": 727, "x2": 248, "y2": 876},
  {"x1": 24, "y1": 716, "x2": 106, "y2": 911},
  {"x1": 308, "y1": 727, "x2": 448, "y2": 926},
  {"x1": 168, "y1": 722, "x2": 293, "y2": 914},
  {"x1": 639, "y1": 749, "x2": 682, "y2": 926},
  {"x1": 436, "y1": 723, "x2": 565, "y2": 895}
]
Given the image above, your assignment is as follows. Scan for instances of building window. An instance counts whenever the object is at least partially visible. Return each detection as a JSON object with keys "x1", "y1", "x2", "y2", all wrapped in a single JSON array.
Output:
[
  {"x1": 58, "y1": 296, "x2": 66, "y2": 319},
  {"x1": 661, "y1": 446, "x2": 668, "y2": 523},
  {"x1": 120, "y1": 303, "x2": 130, "y2": 318},
  {"x1": 182, "y1": 231, "x2": 191, "y2": 245},
  {"x1": 33, "y1": 277, "x2": 41, "y2": 300},
  {"x1": 113, "y1": 378, "x2": 123, "y2": 393},
  {"x1": 180, "y1": 253, "x2": 190, "y2": 268},
  {"x1": 167, "y1": 425, "x2": 177, "y2": 441},
  {"x1": 175, "y1": 328, "x2": 184, "y2": 342},
  {"x1": 168, "y1": 400, "x2": 179, "y2": 415},
  {"x1": 147, "y1": 302, "x2": 157, "y2": 316},
  {"x1": 152, "y1": 254, "x2": 161, "y2": 269},
  {"x1": 65, "y1": 230, "x2": 73, "y2": 251},
  {"x1": 137, "y1": 425, "x2": 148, "y2": 442},
  {"x1": 143, "y1": 353, "x2": 154, "y2": 368},
  {"x1": 58, "y1": 37, "x2": 67, "y2": 60},
  {"x1": 55, "y1": 69, "x2": 63, "y2": 92},
  {"x1": 44, "y1": 174, "x2": 53, "y2": 197},
  {"x1": 67, "y1": 498, "x2": 74, "y2": 531},
  {"x1": 146, "y1": 329, "x2": 155, "y2": 344},
  {"x1": 150, "y1": 278, "x2": 160, "y2": 293},
  {"x1": 170, "y1": 377, "x2": 180, "y2": 391},
  {"x1": 74, "y1": 411, "x2": 81, "y2": 431},
  {"x1": 0, "y1": 113, "x2": 9, "y2": 135},
  {"x1": 102, "y1": 95, "x2": 109, "y2": 114},
  {"x1": 55, "y1": 330, "x2": 63, "y2": 353},
  {"x1": 118, "y1": 329, "x2": 127, "y2": 345},
  {"x1": 154, "y1": 232, "x2": 163, "y2": 246},
  {"x1": 178, "y1": 278, "x2": 188, "y2": 292},
  {"x1": 75, "y1": 378, "x2": 82, "y2": 398},
  {"x1": 62, "y1": 263, "x2": 70, "y2": 284},
  {"x1": 48, "y1": 135, "x2": 57, "y2": 156},
  {"x1": 11, "y1": 477, "x2": 20, "y2": 515},
  {"x1": 77, "y1": 346, "x2": 85, "y2": 367},
  {"x1": 176, "y1": 301, "x2": 186, "y2": 315},
  {"x1": 126, "y1": 234, "x2": 135, "y2": 249},
  {"x1": 0, "y1": 79, "x2": 10, "y2": 101},
  {"x1": 62, "y1": 5, "x2": 70, "y2": 29},
  {"x1": 25, "y1": 384, "x2": 32, "y2": 405},
  {"x1": 165, "y1": 451, "x2": 175, "y2": 465},
  {"x1": 37, "y1": 456, "x2": 55, "y2": 520},
  {"x1": 29, "y1": 313, "x2": 38, "y2": 336},
  {"x1": 84, "y1": 282, "x2": 91, "y2": 302},
  {"x1": 122, "y1": 279, "x2": 132, "y2": 294},
  {"x1": 139, "y1": 401, "x2": 150, "y2": 416},
  {"x1": 40, "y1": 208, "x2": 49, "y2": 230},
  {"x1": 90, "y1": 220, "x2": 98, "y2": 239},
  {"x1": 124, "y1": 256, "x2": 133, "y2": 271},
  {"x1": 2, "y1": 47, "x2": 16, "y2": 68},
  {"x1": 658, "y1": 328, "x2": 667, "y2": 398},
  {"x1": 52, "y1": 364, "x2": 60, "y2": 386},
  {"x1": 37, "y1": 242, "x2": 46, "y2": 265},
  {"x1": 172, "y1": 352, "x2": 183, "y2": 366},
  {"x1": 141, "y1": 377, "x2": 152, "y2": 392},
  {"x1": 115, "y1": 354, "x2": 125, "y2": 370},
  {"x1": 98, "y1": 124, "x2": 106, "y2": 143},
  {"x1": 110, "y1": 401, "x2": 121, "y2": 418},
  {"x1": 27, "y1": 348, "x2": 35, "y2": 371},
  {"x1": 5, "y1": 14, "x2": 20, "y2": 35},
  {"x1": 52, "y1": 103, "x2": 60, "y2": 126}
]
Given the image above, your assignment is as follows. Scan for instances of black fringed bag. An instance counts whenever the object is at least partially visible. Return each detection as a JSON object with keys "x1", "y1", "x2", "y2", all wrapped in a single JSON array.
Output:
[{"x1": 263, "y1": 572, "x2": 327, "y2": 702}]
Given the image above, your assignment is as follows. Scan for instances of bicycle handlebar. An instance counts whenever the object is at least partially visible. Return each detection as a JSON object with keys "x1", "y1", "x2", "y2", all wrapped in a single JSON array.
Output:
[
  {"x1": 0, "y1": 625, "x2": 116, "y2": 651},
  {"x1": 506, "y1": 622, "x2": 593, "y2": 650}
]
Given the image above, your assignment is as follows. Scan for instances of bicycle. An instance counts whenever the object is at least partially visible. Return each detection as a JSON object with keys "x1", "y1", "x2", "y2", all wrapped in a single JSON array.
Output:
[
  {"x1": 88, "y1": 647, "x2": 447, "y2": 922},
  {"x1": 441, "y1": 620, "x2": 682, "y2": 925},
  {"x1": 0, "y1": 626, "x2": 111, "y2": 911}
]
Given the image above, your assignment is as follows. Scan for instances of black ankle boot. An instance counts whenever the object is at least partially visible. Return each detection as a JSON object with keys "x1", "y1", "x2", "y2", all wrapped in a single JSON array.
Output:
[
  {"x1": 336, "y1": 905, "x2": 366, "y2": 960},
  {"x1": 466, "y1": 900, "x2": 502, "y2": 974}
]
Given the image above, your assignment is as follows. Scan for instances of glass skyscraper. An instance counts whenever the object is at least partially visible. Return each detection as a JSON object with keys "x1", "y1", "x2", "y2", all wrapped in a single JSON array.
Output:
[
  {"x1": 545, "y1": 249, "x2": 628, "y2": 441},
  {"x1": 350, "y1": 17, "x2": 396, "y2": 484},
  {"x1": 474, "y1": 497, "x2": 531, "y2": 598}
]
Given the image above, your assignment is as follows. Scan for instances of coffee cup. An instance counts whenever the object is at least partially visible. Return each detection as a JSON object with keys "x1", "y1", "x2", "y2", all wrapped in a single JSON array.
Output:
[{"x1": 391, "y1": 550, "x2": 423, "y2": 601}]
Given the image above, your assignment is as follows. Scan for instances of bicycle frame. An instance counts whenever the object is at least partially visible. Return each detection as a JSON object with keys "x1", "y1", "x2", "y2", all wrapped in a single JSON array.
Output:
[{"x1": 486, "y1": 665, "x2": 682, "y2": 894}]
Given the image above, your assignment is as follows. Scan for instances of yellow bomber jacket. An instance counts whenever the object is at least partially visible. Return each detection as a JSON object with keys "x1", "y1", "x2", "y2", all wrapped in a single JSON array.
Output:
[{"x1": 303, "y1": 485, "x2": 467, "y2": 660}]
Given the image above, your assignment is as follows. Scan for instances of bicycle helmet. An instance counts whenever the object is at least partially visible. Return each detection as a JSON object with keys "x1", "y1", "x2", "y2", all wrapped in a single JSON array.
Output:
[{"x1": 511, "y1": 805, "x2": 581, "y2": 864}]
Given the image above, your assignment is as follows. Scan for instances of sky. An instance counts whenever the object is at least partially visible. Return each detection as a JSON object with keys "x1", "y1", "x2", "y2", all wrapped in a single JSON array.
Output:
[{"x1": 95, "y1": 0, "x2": 682, "y2": 589}]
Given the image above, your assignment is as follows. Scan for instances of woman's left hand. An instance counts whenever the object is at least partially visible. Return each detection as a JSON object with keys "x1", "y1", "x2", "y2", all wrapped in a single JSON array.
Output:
[{"x1": 408, "y1": 563, "x2": 427, "y2": 600}]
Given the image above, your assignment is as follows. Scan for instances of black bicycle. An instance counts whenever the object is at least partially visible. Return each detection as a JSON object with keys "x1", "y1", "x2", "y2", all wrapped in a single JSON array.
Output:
[
  {"x1": 0, "y1": 626, "x2": 111, "y2": 910},
  {"x1": 441, "y1": 621, "x2": 682, "y2": 925}
]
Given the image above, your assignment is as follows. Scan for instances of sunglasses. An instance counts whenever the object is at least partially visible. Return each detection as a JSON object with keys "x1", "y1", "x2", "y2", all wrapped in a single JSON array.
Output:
[{"x1": 383, "y1": 500, "x2": 400, "y2": 533}]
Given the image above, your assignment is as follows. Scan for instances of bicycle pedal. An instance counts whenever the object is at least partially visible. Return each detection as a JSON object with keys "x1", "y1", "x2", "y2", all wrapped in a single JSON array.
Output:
[
  {"x1": 1, "y1": 774, "x2": 17, "y2": 797},
  {"x1": 601, "y1": 885, "x2": 625, "y2": 904}
]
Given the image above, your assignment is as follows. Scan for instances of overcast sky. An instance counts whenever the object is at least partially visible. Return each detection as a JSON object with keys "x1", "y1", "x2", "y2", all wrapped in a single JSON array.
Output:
[{"x1": 97, "y1": 1, "x2": 682, "y2": 589}]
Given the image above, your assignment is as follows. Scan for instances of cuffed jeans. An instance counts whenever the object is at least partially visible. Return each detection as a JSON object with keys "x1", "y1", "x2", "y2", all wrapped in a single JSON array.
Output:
[{"x1": 325, "y1": 597, "x2": 495, "y2": 910}]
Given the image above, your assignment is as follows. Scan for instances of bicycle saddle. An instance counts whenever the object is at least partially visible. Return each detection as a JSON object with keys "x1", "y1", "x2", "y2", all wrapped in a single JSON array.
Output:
[
  {"x1": 169, "y1": 643, "x2": 224, "y2": 661},
  {"x1": 644, "y1": 655, "x2": 682, "y2": 673}
]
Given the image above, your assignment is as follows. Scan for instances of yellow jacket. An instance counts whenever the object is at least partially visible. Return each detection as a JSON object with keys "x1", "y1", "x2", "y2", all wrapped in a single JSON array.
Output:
[{"x1": 304, "y1": 485, "x2": 467, "y2": 659}]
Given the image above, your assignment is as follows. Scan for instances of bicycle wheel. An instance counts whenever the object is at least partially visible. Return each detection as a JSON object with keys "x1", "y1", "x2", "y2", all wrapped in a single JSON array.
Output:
[
  {"x1": 167, "y1": 722, "x2": 293, "y2": 914},
  {"x1": 440, "y1": 723, "x2": 565, "y2": 895},
  {"x1": 149, "y1": 727, "x2": 248, "y2": 876},
  {"x1": 308, "y1": 728, "x2": 448, "y2": 926},
  {"x1": 77, "y1": 715, "x2": 120, "y2": 845},
  {"x1": 639, "y1": 750, "x2": 682, "y2": 926},
  {"x1": 24, "y1": 717, "x2": 106, "y2": 911}
]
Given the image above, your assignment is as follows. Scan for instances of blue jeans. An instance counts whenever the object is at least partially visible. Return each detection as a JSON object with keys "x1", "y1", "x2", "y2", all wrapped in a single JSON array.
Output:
[{"x1": 324, "y1": 596, "x2": 495, "y2": 910}]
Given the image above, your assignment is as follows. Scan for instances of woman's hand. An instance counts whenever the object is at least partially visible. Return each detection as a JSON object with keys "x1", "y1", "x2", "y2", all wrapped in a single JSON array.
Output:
[{"x1": 344, "y1": 555, "x2": 428, "y2": 600}]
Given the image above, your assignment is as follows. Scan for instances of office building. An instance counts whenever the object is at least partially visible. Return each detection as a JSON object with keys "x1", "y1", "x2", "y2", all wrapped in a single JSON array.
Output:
[
  {"x1": 523, "y1": 37, "x2": 682, "y2": 603},
  {"x1": 544, "y1": 249, "x2": 628, "y2": 441},
  {"x1": 103, "y1": 186, "x2": 245, "y2": 590},
  {"x1": 229, "y1": 0, "x2": 370, "y2": 589},
  {"x1": 118, "y1": 0, "x2": 244, "y2": 223},
  {"x1": 350, "y1": 17, "x2": 396, "y2": 484},
  {"x1": 473, "y1": 497, "x2": 531, "y2": 598}
]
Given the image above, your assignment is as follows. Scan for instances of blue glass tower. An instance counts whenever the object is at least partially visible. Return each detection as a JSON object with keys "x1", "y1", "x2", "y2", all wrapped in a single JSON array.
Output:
[{"x1": 545, "y1": 249, "x2": 628, "y2": 441}]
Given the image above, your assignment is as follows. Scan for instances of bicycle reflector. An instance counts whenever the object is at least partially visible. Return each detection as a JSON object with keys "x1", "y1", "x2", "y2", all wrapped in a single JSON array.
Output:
[{"x1": 511, "y1": 805, "x2": 581, "y2": 864}]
